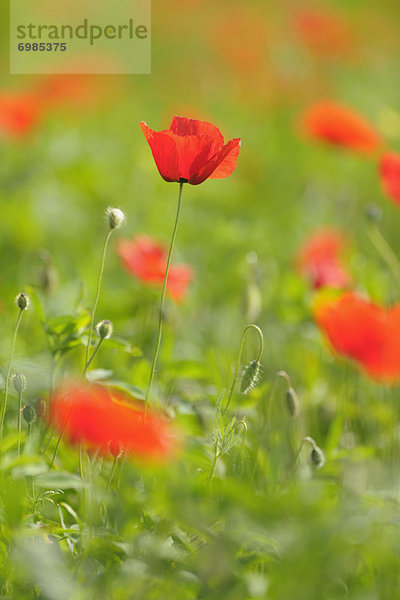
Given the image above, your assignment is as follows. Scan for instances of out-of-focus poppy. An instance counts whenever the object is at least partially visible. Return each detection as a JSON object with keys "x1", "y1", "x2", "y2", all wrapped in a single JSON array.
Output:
[
  {"x1": 0, "y1": 92, "x2": 42, "y2": 138},
  {"x1": 296, "y1": 229, "x2": 352, "y2": 290},
  {"x1": 292, "y1": 9, "x2": 352, "y2": 57},
  {"x1": 314, "y1": 292, "x2": 400, "y2": 381},
  {"x1": 140, "y1": 116, "x2": 241, "y2": 185},
  {"x1": 117, "y1": 235, "x2": 193, "y2": 302},
  {"x1": 380, "y1": 151, "x2": 400, "y2": 205},
  {"x1": 301, "y1": 102, "x2": 382, "y2": 154},
  {"x1": 49, "y1": 383, "x2": 176, "y2": 459}
]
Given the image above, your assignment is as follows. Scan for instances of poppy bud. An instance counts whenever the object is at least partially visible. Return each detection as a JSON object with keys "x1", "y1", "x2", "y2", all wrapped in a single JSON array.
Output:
[
  {"x1": 96, "y1": 319, "x2": 113, "y2": 340},
  {"x1": 22, "y1": 404, "x2": 36, "y2": 424},
  {"x1": 240, "y1": 360, "x2": 262, "y2": 394},
  {"x1": 106, "y1": 207, "x2": 126, "y2": 230},
  {"x1": 109, "y1": 439, "x2": 124, "y2": 458},
  {"x1": 365, "y1": 203, "x2": 382, "y2": 224},
  {"x1": 12, "y1": 372, "x2": 26, "y2": 394},
  {"x1": 36, "y1": 397, "x2": 47, "y2": 419},
  {"x1": 15, "y1": 293, "x2": 30, "y2": 311},
  {"x1": 286, "y1": 387, "x2": 300, "y2": 418},
  {"x1": 310, "y1": 445, "x2": 325, "y2": 468}
]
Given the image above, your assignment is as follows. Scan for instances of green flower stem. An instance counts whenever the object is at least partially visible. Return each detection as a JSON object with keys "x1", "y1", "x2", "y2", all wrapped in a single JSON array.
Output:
[
  {"x1": 82, "y1": 338, "x2": 104, "y2": 377},
  {"x1": 17, "y1": 390, "x2": 23, "y2": 458},
  {"x1": 368, "y1": 223, "x2": 400, "y2": 287},
  {"x1": 224, "y1": 324, "x2": 264, "y2": 414},
  {"x1": 0, "y1": 309, "x2": 24, "y2": 441},
  {"x1": 84, "y1": 229, "x2": 113, "y2": 371},
  {"x1": 145, "y1": 181, "x2": 184, "y2": 410}
]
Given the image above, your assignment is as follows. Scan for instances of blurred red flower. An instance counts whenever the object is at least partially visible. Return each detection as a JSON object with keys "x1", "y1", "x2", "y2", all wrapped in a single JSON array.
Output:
[
  {"x1": 293, "y1": 9, "x2": 352, "y2": 56},
  {"x1": 140, "y1": 116, "x2": 241, "y2": 185},
  {"x1": 314, "y1": 292, "x2": 400, "y2": 381},
  {"x1": 117, "y1": 235, "x2": 193, "y2": 302},
  {"x1": 301, "y1": 102, "x2": 382, "y2": 154},
  {"x1": 380, "y1": 152, "x2": 400, "y2": 205},
  {"x1": 0, "y1": 92, "x2": 42, "y2": 138},
  {"x1": 296, "y1": 229, "x2": 352, "y2": 290},
  {"x1": 49, "y1": 383, "x2": 176, "y2": 459}
]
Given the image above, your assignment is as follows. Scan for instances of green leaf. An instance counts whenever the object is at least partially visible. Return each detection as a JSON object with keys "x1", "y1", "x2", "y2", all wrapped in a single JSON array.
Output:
[{"x1": 35, "y1": 471, "x2": 86, "y2": 490}]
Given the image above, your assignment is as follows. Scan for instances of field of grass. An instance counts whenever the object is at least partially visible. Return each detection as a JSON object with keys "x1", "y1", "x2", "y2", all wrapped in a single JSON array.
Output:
[{"x1": 1, "y1": 0, "x2": 400, "y2": 598}]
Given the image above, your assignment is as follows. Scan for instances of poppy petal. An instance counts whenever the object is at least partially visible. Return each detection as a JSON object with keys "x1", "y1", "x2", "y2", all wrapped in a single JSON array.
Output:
[
  {"x1": 380, "y1": 152, "x2": 400, "y2": 205},
  {"x1": 140, "y1": 122, "x2": 180, "y2": 182},
  {"x1": 301, "y1": 102, "x2": 382, "y2": 154},
  {"x1": 189, "y1": 138, "x2": 241, "y2": 185},
  {"x1": 169, "y1": 116, "x2": 224, "y2": 145}
]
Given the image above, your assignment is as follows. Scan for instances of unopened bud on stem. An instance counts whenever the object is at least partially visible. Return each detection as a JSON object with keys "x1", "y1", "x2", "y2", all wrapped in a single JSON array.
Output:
[
  {"x1": 96, "y1": 319, "x2": 113, "y2": 340},
  {"x1": 106, "y1": 207, "x2": 126, "y2": 230},
  {"x1": 12, "y1": 372, "x2": 26, "y2": 394},
  {"x1": 15, "y1": 293, "x2": 30, "y2": 311}
]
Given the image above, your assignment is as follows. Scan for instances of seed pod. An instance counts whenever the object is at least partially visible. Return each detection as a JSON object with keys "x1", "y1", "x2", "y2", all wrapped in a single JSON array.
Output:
[
  {"x1": 12, "y1": 372, "x2": 27, "y2": 394},
  {"x1": 310, "y1": 445, "x2": 326, "y2": 469},
  {"x1": 15, "y1": 293, "x2": 30, "y2": 311},
  {"x1": 96, "y1": 319, "x2": 113, "y2": 340},
  {"x1": 286, "y1": 387, "x2": 300, "y2": 418},
  {"x1": 106, "y1": 207, "x2": 126, "y2": 230},
  {"x1": 240, "y1": 360, "x2": 262, "y2": 394},
  {"x1": 22, "y1": 404, "x2": 36, "y2": 424}
]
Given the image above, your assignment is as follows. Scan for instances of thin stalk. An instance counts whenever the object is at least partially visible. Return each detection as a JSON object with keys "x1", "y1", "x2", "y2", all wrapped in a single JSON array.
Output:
[
  {"x1": 0, "y1": 309, "x2": 24, "y2": 441},
  {"x1": 82, "y1": 338, "x2": 104, "y2": 377},
  {"x1": 368, "y1": 223, "x2": 400, "y2": 287},
  {"x1": 106, "y1": 455, "x2": 119, "y2": 490},
  {"x1": 145, "y1": 181, "x2": 184, "y2": 410},
  {"x1": 224, "y1": 324, "x2": 264, "y2": 414},
  {"x1": 84, "y1": 229, "x2": 113, "y2": 370},
  {"x1": 17, "y1": 390, "x2": 23, "y2": 458}
]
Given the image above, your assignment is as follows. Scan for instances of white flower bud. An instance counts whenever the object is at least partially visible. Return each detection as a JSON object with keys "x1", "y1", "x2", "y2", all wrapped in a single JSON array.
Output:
[{"x1": 106, "y1": 207, "x2": 126, "y2": 230}]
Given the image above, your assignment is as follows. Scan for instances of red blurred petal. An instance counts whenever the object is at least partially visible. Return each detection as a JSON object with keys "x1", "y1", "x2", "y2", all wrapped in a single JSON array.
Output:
[
  {"x1": 380, "y1": 152, "x2": 400, "y2": 205},
  {"x1": 116, "y1": 236, "x2": 192, "y2": 301},
  {"x1": 301, "y1": 102, "x2": 382, "y2": 154},
  {"x1": 315, "y1": 293, "x2": 400, "y2": 381},
  {"x1": 297, "y1": 229, "x2": 351, "y2": 289},
  {"x1": 49, "y1": 384, "x2": 177, "y2": 459}
]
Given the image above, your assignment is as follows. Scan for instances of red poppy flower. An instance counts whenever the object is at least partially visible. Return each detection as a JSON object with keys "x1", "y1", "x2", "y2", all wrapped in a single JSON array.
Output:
[
  {"x1": 140, "y1": 116, "x2": 241, "y2": 185},
  {"x1": 117, "y1": 235, "x2": 193, "y2": 302},
  {"x1": 314, "y1": 292, "x2": 400, "y2": 381},
  {"x1": 293, "y1": 9, "x2": 352, "y2": 56},
  {"x1": 49, "y1": 383, "x2": 176, "y2": 459},
  {"x1": 296, "y1": 229, "x2": 351, "y2": 290},
  {"x1": 0, "y1": 92, "x2": 42, "y2": 138},
  {"x1": 380, "y1": 152, "x2": 400, "y2": 205},
  {"x1": 301, "y1": 102, "x2": 382, "y2": 154}
]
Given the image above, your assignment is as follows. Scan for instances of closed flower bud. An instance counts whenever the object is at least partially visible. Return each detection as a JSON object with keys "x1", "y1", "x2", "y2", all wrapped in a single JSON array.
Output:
[
  {"x1": 240, "y1": 360, "x2": 262, "y2": 394},
  {"x1": 106, "y1": 207, "x2": 126, "y2": 230},
  {"x1": 15, "y1": 293, "x2": 30, "y2": 311},
  {"x1": 36, "y1": 397, "x2": 47, "y2": 419},
  {"x1": 12, "y1": 372, "x2": 26, "y2": 394},
  {"x1": 286, "y1": 387, "x2": 300, "y2": 418},
  {"x1": 311, "y1": 445, "x2": 326, "y2": 469},
  {"x1": 96, "y1": 319, "x2": 113, "y2": 340},
  {"x1": 22, "y1": 404, "x2": 36, "y2": 424},
  {"x1": 109, "y1": 439, "x2": 124, "y2": 458}
]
